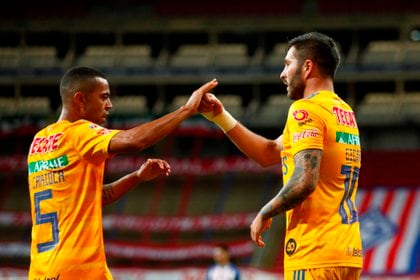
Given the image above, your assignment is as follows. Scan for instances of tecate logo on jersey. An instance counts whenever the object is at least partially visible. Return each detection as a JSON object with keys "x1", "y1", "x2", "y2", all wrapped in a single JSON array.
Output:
[
  {"x1": 332, "y1": 106, "x2": 357, "y2": 128},
  {"x1": 30, "y1": 133, "x2": 63, "y2": 155}
]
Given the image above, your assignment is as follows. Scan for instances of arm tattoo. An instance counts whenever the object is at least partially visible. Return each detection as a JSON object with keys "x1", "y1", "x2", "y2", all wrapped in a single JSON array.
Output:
[{"x1": 260, "y1": 149, "x2": 321, "y2": 219}]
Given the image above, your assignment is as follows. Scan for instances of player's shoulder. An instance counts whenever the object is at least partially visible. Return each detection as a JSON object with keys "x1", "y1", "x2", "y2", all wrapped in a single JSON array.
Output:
[
  {"x1": 63, "y1": 119, "x2": 99, "y2": 132},
  {"x1": 292, "y1": 91, "x2": 337, "y2": 110},
  {"x1": 289, "y1": 97, "x2": 318, "y2": 113}
]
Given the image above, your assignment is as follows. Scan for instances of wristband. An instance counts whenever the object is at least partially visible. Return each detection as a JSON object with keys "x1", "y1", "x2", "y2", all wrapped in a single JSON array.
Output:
[{"x1": 202, "y1": 109, "x2": 238, "y2": 133}]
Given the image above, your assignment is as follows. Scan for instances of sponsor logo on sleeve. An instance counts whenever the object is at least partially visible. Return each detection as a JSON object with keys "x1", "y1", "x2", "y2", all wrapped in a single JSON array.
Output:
[
  {"x1": 293, "y1": 109, "x2": 309, "y2": 121},
  {"x1": 88, "y1": 123, "x2": 112, "y2": 135},
  {"x1": 293, "y1": 129, "x2": 319, "y2": 143}
]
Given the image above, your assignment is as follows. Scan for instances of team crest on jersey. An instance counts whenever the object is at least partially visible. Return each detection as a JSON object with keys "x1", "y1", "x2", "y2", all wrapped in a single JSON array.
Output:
[
  {"x1": 88, "y1": 123, "x2": 111, "y2": 135},
  {"x1": 285, "y1": 238, "x2": 297, "y2": 256},
  {"x1": 292, "y1": 110, "x2": 309, "y2": 121}
]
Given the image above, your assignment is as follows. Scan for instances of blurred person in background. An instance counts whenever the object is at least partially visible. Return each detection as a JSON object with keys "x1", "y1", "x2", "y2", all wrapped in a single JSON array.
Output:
[
  {"x1": 27, "y1": 66, "x2": 218, "y2": 279},
  {"x1": 199, "y1": 32, "x2": 363, "y2": 279},
  {"x1": 206, "y1": 243, "x2": 241, "y2": 280}
]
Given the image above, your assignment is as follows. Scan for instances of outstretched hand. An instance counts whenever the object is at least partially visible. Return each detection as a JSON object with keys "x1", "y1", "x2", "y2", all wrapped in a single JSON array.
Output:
[
  {"x1": 185, "y1": 79, "x2": 218, "y2": 115},
  {"x1": 136, "y1": 158, "x2": 171, "y2": 182}
]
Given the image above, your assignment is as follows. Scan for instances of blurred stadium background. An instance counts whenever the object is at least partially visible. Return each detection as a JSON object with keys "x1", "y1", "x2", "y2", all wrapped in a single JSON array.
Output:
[{"x1": 0, "y1": 0, "x2": 419, "y2": 279}]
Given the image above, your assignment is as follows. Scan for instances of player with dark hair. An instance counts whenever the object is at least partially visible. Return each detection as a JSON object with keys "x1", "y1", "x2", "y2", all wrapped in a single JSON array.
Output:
[
  {"x1": 206, "y1": 243, "x2": 240, "y2": 280},
  {"x1": 200, "y1": 32, "x2": 363, "y2": 279},
  {"x1": 27, "y1": 66, "x2": 218, "y2": 279}
]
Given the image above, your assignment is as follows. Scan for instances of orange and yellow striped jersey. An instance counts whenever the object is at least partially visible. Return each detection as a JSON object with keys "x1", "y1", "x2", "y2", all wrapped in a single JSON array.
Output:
[
  {"x1": 281, "y1": 91, "x2": 363, "y2": 271},
  {"x1": 27, "y1": 119, "x2": 120, "y2": 279}
]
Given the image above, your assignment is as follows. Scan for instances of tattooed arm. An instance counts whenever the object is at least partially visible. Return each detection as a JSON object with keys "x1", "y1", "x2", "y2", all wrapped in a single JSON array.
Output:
[
  {"x1": 102, "y1": 159, "x2": 171, "y2": 206},
  {"x1": 250, "y1": 149, "x2": 322, "y2": 247}
]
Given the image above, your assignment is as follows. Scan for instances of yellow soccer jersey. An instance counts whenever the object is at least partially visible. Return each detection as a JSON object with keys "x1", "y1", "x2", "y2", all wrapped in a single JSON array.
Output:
[
  {"x1": 281, "y1": 91, "x2": 363, "y2": 271},
  {"x1": 27, "y1": 120, "x2": 120, "y2": 279}
]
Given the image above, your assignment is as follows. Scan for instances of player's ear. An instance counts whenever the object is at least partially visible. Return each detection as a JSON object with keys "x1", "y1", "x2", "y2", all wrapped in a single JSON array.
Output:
[
  {"x1": 303, "y1": 59, "x2": 313, "y2": 78},
  {"x1": 73, "y1": 91, "x2": 87, "y2": 114},
  {"x1": 303, "y1": 59, "x2": 313, "y2": 71}
]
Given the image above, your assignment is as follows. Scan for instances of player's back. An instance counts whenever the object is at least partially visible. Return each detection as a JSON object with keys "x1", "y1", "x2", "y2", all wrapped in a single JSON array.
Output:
[{"x1": 27, "y1": 120, "x2": 116, "y2": 279}]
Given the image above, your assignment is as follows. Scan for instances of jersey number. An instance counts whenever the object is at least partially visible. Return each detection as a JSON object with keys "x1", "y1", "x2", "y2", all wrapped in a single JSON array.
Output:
[
  {"x1": 339, "y1": 165, "x2": 359, "y2": 224},
  {"x1": 34, "y1": 189, "x2": 59, "y2": 253}
]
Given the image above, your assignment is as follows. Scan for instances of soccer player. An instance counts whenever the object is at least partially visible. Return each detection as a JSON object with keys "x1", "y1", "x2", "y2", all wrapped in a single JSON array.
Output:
[
  {"x1": 200, "y1": 32, "x2": 363, "y2": 279},
  {"x1": 27, "y1": 66, "x2": 218, "y2": 279}
]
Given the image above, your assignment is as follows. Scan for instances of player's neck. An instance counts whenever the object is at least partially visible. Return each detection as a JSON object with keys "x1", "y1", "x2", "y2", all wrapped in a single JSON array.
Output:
[
  {"x1": 304, "y1": 77, "x2": 334, "y2": 98},
  {"x1": 58, "y1": 108, "x2": 80, "y2": 123}
]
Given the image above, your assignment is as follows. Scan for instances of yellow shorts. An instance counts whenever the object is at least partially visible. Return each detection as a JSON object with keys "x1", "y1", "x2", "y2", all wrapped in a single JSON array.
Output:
[{"x1": 284, "y1": 267, "x2": 361, "y2": 280}]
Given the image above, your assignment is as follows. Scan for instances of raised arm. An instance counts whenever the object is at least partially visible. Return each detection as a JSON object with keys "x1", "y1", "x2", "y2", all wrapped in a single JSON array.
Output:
[
  {"x1": 108, "y1": 79, "x2": 218, "y2": 154},
  {"x1": 226, "y1": 125, "x2": 283, "y2": 167},
  {"x1": 200, "y1": 93, "x2": 282, "y2": 167},
  {"x1": 102, "y1": 158, "x2": 171, "y2": 206}
]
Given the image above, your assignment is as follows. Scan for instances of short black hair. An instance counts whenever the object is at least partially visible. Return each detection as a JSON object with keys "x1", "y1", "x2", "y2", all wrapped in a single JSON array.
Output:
[
  {"x1": 287, "y1": 32, "x2": 341, "y2": 77},
  {"x1": 215, "y1": 243, "x2": 230, "y2": 253},
  {"x1": 59, "y1": 66, "x2": 106, "y2": 102}
]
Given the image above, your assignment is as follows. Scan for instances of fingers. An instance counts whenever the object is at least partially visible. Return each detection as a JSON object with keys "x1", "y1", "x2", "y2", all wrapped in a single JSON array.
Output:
[
  {"x1": 250, "y1": 215, "x2": 270, "y2": 248},
  {"x1": 191, "y1": 79, "x2": 218, "y2": 100},
  {"x1": 139, "y1": 158, "x2": 171, "y2": 180},
  {"x1": 196, "y1": 79, "x2": 218, "y2": 93},
  {"x1": 203, "y1": 93, "x2": 215, "y2": 103},
  {"x1": 185, "y1": 79, "x2": 218, "y2": 114},
  {"x1": 198, "y1": 93, "x2": 215, "y2": 113},
  {"x1": 151, "y1": 159, "x2": 171, "y2": 176},
  {"x1": 158, "y1": 159, "x2": 171, "y2": 176},
  {"x1": 256, "y1": 236, "x2": 266, "y2": 247},
  {"x1": 250, "y1": 229, "x2": 265, "y2": 248}
]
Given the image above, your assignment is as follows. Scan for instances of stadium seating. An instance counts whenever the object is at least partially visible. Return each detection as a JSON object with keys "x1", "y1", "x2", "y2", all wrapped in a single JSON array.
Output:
[
  {"x1": 0, "y1": 47, "x2": 19, "y2": 70},
  {"x1": 355, "y1": 92, "x2": 403, "y2": 126},
  {"x1": 359, "y1": 41, "x2": 403, "y2": 70},
  {"x1": 76, "y1": 45, "x2": 117, "y2": 69},
  {"x1": 263, "y1": 43, "x2": 288, "y2": 70},
  {"x1": 400, "y1": 92, "x2": 420, "y2": 123},
  {"x1": 117, "y1": 45, "x2": 155, "y2": 69},
  {"x1": 248, "y1": 95, "x2": 292, "y2": 128},
  {"x1": 0, "y1": 98, "x2": 17, "y2": 116},
  {"x1": 110, "y1": 95, "x2": 149, "y2": 116},
  {"x1": 16, "y1": 97, "x2": 52, "y2": 117},
  {"x1": 213, "y1": 43, "x2": 250, "y2": 69},
  {"x1": 20, "y1": 46, "x2": 61, "y2": 69},
  {"x1": 0, "y1": 97, "x2": 51, "y2": 117},
  {"x1": 169, "y1": 44, "x2": 212, "y2": 70},
  {"x1": 401, "y1": 42, "x2": 420, "y2": 70}
]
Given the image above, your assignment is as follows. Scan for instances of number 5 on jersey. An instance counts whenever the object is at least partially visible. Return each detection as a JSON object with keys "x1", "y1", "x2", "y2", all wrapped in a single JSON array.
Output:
[{"x1": 34, "y1": 189, "x2": 59, "y2": 253}]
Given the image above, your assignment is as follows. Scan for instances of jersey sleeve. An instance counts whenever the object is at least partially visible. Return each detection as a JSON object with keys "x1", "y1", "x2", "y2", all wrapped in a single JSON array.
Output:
[
  {"x1": 70, "y1": 120, "x2": 121, "y2": 163},
  {"x1": 286, "y1": 99, "x2": 325, "y2": 156}
]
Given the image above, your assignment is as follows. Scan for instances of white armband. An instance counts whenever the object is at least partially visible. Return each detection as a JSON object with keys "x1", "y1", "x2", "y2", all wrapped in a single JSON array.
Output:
[{"x1": 202, "y1": 109, "x2": 238, "y2": 133}]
